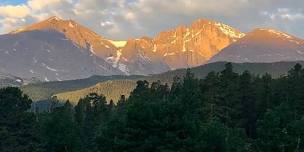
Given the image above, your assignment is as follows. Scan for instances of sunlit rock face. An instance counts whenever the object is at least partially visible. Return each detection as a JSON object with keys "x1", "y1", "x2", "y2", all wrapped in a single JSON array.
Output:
[
  {"x1": 7, "y1": 16, "x2": 244, "y2": 78},
  {"x1": 209, "y1": 28, "x2": 304, "y2": 63}
]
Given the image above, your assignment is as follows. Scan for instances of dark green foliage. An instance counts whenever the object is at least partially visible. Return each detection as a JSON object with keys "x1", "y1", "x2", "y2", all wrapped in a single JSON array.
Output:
[
  {"x1": 40, "y1": 101, "x2": 82, "y2": 152},
  {"x1": 74, "y1": 93, "x2": 112, "y2": 151},
  {"x1": 3, "y1": 63, "x2": 304, "y2": 151},
  {"x1": 0, "y1": 87, "x2": 40, "y2": 152}
]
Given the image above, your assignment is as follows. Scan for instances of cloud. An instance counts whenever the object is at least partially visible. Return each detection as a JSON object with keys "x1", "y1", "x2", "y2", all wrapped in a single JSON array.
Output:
[
  {"x1": 0, "y1": 5, "x2": 30, "y2": 18},
  {"x1": 0, "y1": 0, "x2": 304, "y2": 39},
  {"x1": 262, "y1": 8, "x2": 304, "y2": 21},
  {"x1": 28, "y1": 0, "x2": 66, "y2": 10}
]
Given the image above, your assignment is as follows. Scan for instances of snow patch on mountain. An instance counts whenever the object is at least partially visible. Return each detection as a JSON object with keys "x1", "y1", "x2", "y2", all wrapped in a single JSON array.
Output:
[
  {"x1": 48, "y1": 16, "x2": 61, "y2": 22},
  {"x1": 46, "y1": 66, "x2": 58, "y2": 72},
  {"x1": 113, "y1": 50, "x2": 122, "y2": 67},
  {"x1": 33, "y1": 57, "x2": 38, "y2": 63},
  {"x1": 118, "y1": 63, "x2": 129, "y2": 75},
  {"x1": 89, "y1": 44, "x2": 97, "y2": 55},
  {"x1": 16, "y1": 79, "x2": 22, "y2": 83},
  {"x1": 182, "y1": 41, "x2": 186, "y2": 52},
  {"x1": 108, "y1": 40, "x2": 127, "y2": 48},
  {"x1": 44, "y1": 77, "x2": 50, "y2": 82},
  {"x1": 164, "y1": 52, "x2": 175, "y2": 57},
  {"x1": 69, "y1": 22, "x2": 74, "y2": 28},
  {"x1": 215, "y1": 22, "x2": 245, "y2": 39},
  {"x1": 106, "y1": 49, "x2": 122, "y2": 68},
  {"x1": 152, "y1": 44, "x2": 157, "y2": 52},
  {"x1": 259, "y1": 28, "x2": 292, "y2": 39}
]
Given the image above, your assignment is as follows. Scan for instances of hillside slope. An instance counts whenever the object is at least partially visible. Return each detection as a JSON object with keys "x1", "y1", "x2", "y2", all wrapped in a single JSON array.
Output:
[
  {"x1": 54, "y1": 61, "x2": 304, "y2": 104},
  {"x1": 21, "y1": 75, "x2": 143, "y2": 101}
]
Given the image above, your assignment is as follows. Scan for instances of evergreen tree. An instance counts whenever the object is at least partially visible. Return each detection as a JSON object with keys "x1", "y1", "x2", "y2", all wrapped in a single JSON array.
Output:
[
  {"x1": 74, "y1": 93, "x2": 109, "y2": 151},
  {"x1": 218, "y1": 63, "x2": 240, "y2": 126},
  {"x1": 41, "y1": 101, "x2": 82, "y2": 152},
  {"x1": 200, "y1": 71, "x2": 221, "y2": 121},
  {"x1": 0, "y1": 87, "x2": 40, "y2": 152},
  {"x1": 255, "y1": 73, "x2": 273, "y2": 117},
  {"x1": 239, "y1": 71, "x2": 257, "y2": 139}
]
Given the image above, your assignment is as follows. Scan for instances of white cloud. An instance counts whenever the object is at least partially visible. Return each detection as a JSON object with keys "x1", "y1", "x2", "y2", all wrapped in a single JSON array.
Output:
[
  {"x1": 0, "y1": 5, "x2": 30, "y2": 18},
  {"x1": 0, "y1": 0, "x2": 304, "y2": 39},
  {"x1": 28, "y1": 0, "x2": 66, "y2": 10},
  {"x1": 262, "y1": 8, "x2": 304, "y2": 21}
]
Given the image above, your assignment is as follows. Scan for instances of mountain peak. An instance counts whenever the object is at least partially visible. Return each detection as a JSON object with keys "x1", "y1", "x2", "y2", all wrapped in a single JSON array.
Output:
[
  {"x1": 250, "y1": 28, "x2": 296, "y2": 40},
  {"x1": 190, "y1": 18, "x2": 245, "y2": 39},
  {"x1": 11, "y1": 16, "x2": 75, "y2": 34},
  {"x1": 46, "y1": 16, "x2": 62, "y2": 22},
  {"x1": 209, "y1": 27, "x2": 304, "y2": 64}
]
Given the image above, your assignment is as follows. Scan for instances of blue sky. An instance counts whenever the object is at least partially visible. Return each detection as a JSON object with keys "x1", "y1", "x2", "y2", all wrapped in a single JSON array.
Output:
[
  {"x1": 0, "y1": 0, "x2": 304, "y2": 39},
  {"x1": 0, "y1": 0, "x2": 27, "y2": 5}
]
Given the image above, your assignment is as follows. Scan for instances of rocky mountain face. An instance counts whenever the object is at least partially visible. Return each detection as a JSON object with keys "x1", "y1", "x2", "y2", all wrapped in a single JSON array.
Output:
[
  {"x1": 151, "y1": 19, "x2": 244, "y2": 69},
  {"x1": 0, "y1": 30, "x2": 123, "y2": 82},
  {"x1": 0, "y1": 72, "x2": 24, "y2": 87},
  {"x1": 9, "y1": 17, "x2": 244, "y2": 77},
  {"x1": 5, "y1": 16, "x2": 304, "y2": 82},
  {"x1": 111, "y1": 19, "x2": 245, "y2": 72},
  {"x1": 209, "y1": 28, "x2": 304, "y2": 63},
  {"x1": 11, "y1": 16, "x2": 118, "y2": 59}
]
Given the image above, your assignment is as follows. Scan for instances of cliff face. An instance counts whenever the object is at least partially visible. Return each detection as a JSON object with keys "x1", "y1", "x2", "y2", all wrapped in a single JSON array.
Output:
[
  {"x1": 151, "y1": 19, "x2": 244, "y2": 69},
  {"x1": 116, "y1": 19, "x2": 244, "y2": 73}
]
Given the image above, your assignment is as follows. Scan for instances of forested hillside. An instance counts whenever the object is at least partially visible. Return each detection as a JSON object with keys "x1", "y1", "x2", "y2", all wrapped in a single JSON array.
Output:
[
  {"x1": 55, "y1": 61, "x2": 304, "y2": 104},
  {"x1": 21, "y1": 75, "x2": 143, "y2": 101},
  {"x1": 56, "y1": 80, "x2": 137, "y2": 105},
  {"x1": 2, "y1": 63, "x2": 304, "y2": 151}
]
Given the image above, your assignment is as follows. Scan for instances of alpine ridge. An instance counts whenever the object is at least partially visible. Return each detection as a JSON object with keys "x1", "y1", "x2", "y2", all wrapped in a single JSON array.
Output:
[
  {"x1": 0, "y1": 27, "x2": 123, "y2": 82},
  {"x1": 209, "y1": 28, "x2": 304, "y2": 63},
  {"x1": 111, "y1": 19, "x2": 245, "y2": 72},
  {"x1": 5, "y1": 16, "x2": 303, "y2": 82},
  {"x1": 8, "y1": 16, "x2": 245, "y2": 77}
]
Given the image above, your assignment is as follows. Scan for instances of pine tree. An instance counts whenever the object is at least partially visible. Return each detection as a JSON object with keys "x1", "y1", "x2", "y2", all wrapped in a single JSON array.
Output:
[
  {"x1": 239, "y1": 71, "x2": 257, "y2": 139},
  {"x1": 41, "y1": 101, "x2": 82, "y2": 152},
  {"x1": 0, "y1": 87, "x2": 40, "y2": 152},
  {"x1": 218, "y1": 63, "x2": 239, "y2": 126},
  {"x1": 200, "y1": 71, "x2": 220, "y2": 121},
  {"x1": 74, "y1": 93, "x2": 109, "y2": 151}
]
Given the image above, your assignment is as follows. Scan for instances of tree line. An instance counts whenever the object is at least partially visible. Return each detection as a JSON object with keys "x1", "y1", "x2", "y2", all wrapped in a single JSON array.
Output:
[{"x1": 1, "y1": 63, "x2": 304, "y2": 152}]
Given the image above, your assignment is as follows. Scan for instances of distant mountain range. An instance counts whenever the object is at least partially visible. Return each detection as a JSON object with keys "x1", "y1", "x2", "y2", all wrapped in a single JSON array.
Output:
[
  {"x1": 0, "y1": 16, "x2": 244, "y2": 81},
  {"x1": 1, "y1": 16, "x2": 304, "y2": 84}
]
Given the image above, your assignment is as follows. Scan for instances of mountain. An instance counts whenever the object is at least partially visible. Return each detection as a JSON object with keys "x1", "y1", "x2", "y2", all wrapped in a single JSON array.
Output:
[
  {"x1": 11, "y1": 16, "x2": 170, "y2": 75},
  {"x1": 10, "y1": 17, "x2": 244, "y2": 76},
  {"x1": 209, "y1": 28, "x2": 304, "y2": 63},
  {"x1": 21, "y1": 61, "x2": 304, "y2": 104},
  {"x1": 115, "y1": 19, "x2": 245, "y2": 73},
  {"x1": 0, "y1": 29, "x2": 123, "y2": 81},
  {"x1": 11, "y1": 16, "x2": 118, "y2": 59},
  {"x1": 0, "y1": 72, "x2": 25, "y2": 87}
]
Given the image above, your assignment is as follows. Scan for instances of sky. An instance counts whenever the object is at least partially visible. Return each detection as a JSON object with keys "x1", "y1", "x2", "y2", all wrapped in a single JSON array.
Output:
[{"x1": 0, "y1": 0, "x2": 303, "y2": 40}]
